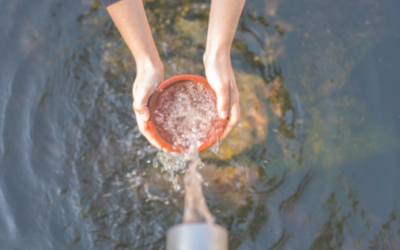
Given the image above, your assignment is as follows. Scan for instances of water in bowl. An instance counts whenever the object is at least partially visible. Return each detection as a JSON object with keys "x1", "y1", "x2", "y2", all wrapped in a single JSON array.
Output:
[{"x1": 153, "y1": 80, "x2": 224, "y2": 151}]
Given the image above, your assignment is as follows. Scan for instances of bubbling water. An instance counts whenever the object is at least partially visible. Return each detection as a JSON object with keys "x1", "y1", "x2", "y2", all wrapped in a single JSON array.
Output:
[
  {"x1": 182, "y1": 136, "x2": 214, "y2": 224},
  {"x1": 153, "y1": 80, "x2": 222, "y2": 224},
  {"x1": 153, "y1": 80, "x2": 223, "y2": 150}
]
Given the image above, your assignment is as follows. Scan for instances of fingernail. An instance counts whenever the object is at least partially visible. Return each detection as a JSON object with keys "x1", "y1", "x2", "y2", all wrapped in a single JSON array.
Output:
[
  {"x1": 220, "y1": 110, "x2": 228, "y2": 119},
  {"x1": 141, "y1": 114, "x2": 148, "y2": 121}
]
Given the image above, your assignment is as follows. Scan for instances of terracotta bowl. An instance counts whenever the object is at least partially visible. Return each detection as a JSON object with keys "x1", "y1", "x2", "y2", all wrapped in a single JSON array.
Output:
[{"x1": 147, "y1": 74, "x2": 227, "y2": 152}]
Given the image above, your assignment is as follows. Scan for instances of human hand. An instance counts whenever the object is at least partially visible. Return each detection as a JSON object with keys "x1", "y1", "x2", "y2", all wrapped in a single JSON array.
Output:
[
  {"x1": 132, "y1": 61, "x2": 166, "y2": 151},
  {"x1": 204, "y1": 55, "x2": 240, "y2": 140},
  {"x1": 106, "y1": 0, "x2": 168, "y2": 150}
]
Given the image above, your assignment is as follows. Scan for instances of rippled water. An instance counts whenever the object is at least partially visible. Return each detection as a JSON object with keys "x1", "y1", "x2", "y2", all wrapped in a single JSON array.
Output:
[{"x1": 1, "y1": 0, "x2": 400, "y2": 249}]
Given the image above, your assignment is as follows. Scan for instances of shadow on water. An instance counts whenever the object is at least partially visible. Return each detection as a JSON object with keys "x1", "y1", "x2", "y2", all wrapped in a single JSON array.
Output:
[{"x1": 0, "y1": 0, "x2": 400, "y2": 249}]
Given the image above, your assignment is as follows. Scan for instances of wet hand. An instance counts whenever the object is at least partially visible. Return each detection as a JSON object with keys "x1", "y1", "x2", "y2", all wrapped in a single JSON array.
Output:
[
  {"x1": 132, "y1": 62, "x2": 167, "y2": 151},
  {"x1": 204, "y1": 56, "x2": 240, "y2": 140}
]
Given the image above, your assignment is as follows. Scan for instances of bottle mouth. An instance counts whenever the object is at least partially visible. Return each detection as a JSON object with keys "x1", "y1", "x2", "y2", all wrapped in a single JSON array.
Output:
[
  {"x1": 166, "y1": 223, "x2": 228, "y2": 250},
  {"x1": 147, "y1": 74, "x2": 227, "y2": 152}
]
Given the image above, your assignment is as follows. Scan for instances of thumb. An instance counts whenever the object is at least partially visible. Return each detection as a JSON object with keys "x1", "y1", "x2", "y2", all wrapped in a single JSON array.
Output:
[
  {"x1": 133, "y1": 89, "x2": 152, "y2": 121},
  {"x1": 215, "y1": 85, "x2": 230, "y2": 119}
]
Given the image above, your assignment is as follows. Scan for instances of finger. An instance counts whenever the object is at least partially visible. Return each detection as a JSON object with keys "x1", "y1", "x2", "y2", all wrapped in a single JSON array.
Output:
[
  {"x1": 135, "y1": 111, "x2": 163, "y2": 150},
  {"x1": 133, "y1": 88, "x2": 153, "y2": 121},
  {"x1": 214, "y1": 83, "x2": 230, "y2": 119},
  {"x1": 221, "y1": 93, "x2": 240, "y2": 140}
]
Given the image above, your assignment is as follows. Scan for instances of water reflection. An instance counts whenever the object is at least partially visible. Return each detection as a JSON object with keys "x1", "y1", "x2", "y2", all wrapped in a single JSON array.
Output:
[
  {"x1": 71, "y1": 1, "x2": 307, "y2": 248},
  {"x1": 279, "y1": 169, "x2": 316, "y2": 213},
  {"x1": 370, "y1": 209, "x2": 400, "y2": 249},
  {"x1": 56, "y1": 0, "x2": 400, "y2": 248},
  {"x1": 1, "y1": 0, "x2": 400, "y2": 249}
]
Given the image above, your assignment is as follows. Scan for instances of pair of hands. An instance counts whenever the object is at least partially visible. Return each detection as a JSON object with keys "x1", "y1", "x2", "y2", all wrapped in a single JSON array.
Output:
[
  {"x1": 105, "y1": 0, "x2": 245, "y2": 151},
  {"x1": 132, "y1": 56, "x2": 240, "y2": 152}
]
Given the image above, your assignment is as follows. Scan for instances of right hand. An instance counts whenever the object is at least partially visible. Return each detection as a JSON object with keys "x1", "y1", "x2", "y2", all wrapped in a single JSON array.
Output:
[
  {"x1": 204, "y1": 54, "x2": 240, "y2": 140},
  {"x1": 132, "y1": 61, "x2": 165, "y2": 151}
]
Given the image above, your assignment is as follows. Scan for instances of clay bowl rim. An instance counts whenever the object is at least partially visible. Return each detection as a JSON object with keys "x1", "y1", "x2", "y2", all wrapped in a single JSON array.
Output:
[{"x1": 147, "y1": 74, "x2": 227, "y2": 152}]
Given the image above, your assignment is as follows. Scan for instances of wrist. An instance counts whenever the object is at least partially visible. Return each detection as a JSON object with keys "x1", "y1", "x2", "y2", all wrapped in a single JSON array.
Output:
[
  {"x1": 203, "y1": 47, "x2": 231, "y2": 66},
  {"x1": 136, "y1": 56, "x2": 163, "y2": 73}
]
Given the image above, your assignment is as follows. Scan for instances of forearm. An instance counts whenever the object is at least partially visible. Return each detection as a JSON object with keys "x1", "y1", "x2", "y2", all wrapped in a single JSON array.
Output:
[
  {"x1": 106, "y1": 0, "x2": 161, "y2": 70},
  {"x1": 204, "y1": 0, "x2": 246, "y2": 63}
]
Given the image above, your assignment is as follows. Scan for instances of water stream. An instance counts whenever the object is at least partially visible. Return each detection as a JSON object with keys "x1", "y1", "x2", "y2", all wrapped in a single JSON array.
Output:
[
  {"x1": 158, "y1": 139, "x2": 215, "y2": 224},
  {"x1": 182, "y1": 142, "x2": 214, "y2": 224},
  {"x1": 1, "y1": 0, "x2": 400, "y2": 249},
  {"x1": 153, "y1": 80, "x2": 219, "y2": 224}
]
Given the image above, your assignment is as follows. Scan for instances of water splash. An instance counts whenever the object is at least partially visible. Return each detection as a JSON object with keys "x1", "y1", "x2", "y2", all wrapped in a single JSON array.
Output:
[
  {"x1": 155, "y1": 139, "x2": 215, "y2": 224},
  {"x1": 153, "y1": 81, "x2": 220, "y2": 224},
  {"x1": 182, "y1": 137, "x2": 214, "y2": 224}
]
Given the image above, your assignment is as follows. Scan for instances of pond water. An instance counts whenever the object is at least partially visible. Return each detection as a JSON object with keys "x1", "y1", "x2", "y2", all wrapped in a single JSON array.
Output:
[{"x1": 1, "y1": 0, "x2": 399, "y2": 249}]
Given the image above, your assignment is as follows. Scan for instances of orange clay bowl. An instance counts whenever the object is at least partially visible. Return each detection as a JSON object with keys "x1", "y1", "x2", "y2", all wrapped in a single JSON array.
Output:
[{"x1": 147, "y1": 74, "x2": 227, "y2": 152}]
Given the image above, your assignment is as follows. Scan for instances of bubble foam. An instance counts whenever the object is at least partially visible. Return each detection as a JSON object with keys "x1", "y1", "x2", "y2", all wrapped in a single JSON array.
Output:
[{"x1": 153, "y1": 80, "x2": 223, "y2": 150}]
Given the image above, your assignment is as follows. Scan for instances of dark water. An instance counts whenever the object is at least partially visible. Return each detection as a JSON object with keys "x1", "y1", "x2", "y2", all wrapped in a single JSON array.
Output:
[{"x1": 1, "y1": 0, "x2": 399, "y2": 249}]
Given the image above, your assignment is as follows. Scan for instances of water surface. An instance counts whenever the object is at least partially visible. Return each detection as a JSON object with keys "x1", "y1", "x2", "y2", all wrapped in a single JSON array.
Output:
[{"x1": 1, "y1": 0, "x2": 399, "y2": 249}]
